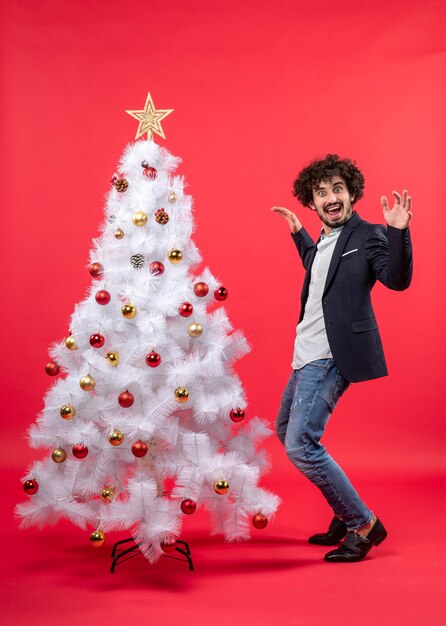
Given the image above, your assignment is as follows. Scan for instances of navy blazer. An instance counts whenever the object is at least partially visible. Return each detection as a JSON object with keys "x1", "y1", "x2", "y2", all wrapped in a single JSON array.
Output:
[{"x1": 291, "y1": 211, "x2": 413, "y2": 383}]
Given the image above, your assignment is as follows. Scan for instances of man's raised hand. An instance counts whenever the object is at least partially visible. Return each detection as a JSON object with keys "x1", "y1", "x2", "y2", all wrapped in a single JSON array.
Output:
[
  {"x1": 381, "y1": 189, "x2": 412, "y2": 229},
  {"x1": 271, "y1": 206, "x2": 303, "y2": 233}
]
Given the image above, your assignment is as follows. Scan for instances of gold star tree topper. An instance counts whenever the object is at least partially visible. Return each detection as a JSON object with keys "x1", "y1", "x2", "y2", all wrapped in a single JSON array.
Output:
[{"x1": 126, "y1": 92, "x2": 173, "y2": 140}]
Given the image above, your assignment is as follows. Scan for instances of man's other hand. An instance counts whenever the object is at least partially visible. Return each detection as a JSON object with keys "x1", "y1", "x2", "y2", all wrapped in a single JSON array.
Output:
[
  {"x1": 271, "y1": 206, "x2": 303, "y2": 233},
  {"x1": 381, "y1": 189, "x2": 412, "y2": 229}
]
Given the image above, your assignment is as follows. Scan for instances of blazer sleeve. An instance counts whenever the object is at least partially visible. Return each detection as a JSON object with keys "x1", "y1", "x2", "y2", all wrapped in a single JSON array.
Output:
[
  {"x1": 365, "y1": 224, "x2": 413, "y2": 291},
  {"x1": 290, "y1": 228, "x2": 316, "y2": 270}
]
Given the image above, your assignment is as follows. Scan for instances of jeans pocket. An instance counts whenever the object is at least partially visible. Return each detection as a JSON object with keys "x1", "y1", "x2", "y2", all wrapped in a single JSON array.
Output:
[
  {"x1": 307, "y1": 358, "x2": 333, "y2": 369},
  {"x1": 325, "y1": 371, "x2": 350, "y2": 412},
  {"x1": 291, "y1": 364, "x2": 329, "y2": 412}
]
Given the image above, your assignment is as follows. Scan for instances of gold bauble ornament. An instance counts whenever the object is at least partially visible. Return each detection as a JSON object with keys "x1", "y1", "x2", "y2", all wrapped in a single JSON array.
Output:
[
  {"x1": 132, "y1": 211, "x2": 147, "y2": 227},
  {"x1": 105, "y1": 351, "x2": 120, "y2": 366},
  {"x1": 214, "y1": 479, "x2": 230, "y2": 495},
  {"x1": 168, "y1": 191, "x2": 177, "y2": 203},
  {"x1": 65, "y1": 335, "x2": 78, "y2": 350},
  {"x1": 175, "y1": 387, "x2": 189, "y2": 403},
  {"x1": 188, "y1": 322, "x2": 203, "y2": 338},
  {"x1": 100, "y1": 487, "x2": 115, "y2": 503},
  {"x1": 108, "y1": 429, "x2": 124, "y2": 446},
  {"x1": 168, "y1": 249, "x2": 183, "y2": 264},
  {"x1": 60, "y1": 404, "x2": 76, "y2": 420},
  {"x1": 80, "y1": 374, "x2": 95, "y2": 391},
  {"x1": 89, "y1": 530, "x2": 105, "y2": 547},
  {"x1": 121, "y1": 304, "x2": 137, "y2": 319},
  {"x1": 52, "y1": 448, "x2": 67, "y2": 463},
  {"x1": 114, "y1": 228, "x2": 125, "y2": 239}
]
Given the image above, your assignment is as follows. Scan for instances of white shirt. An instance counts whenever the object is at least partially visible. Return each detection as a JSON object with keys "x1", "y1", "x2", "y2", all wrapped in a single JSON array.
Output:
[{"x1": 291, "y1": 227, "x2": 344, "y2": 369}]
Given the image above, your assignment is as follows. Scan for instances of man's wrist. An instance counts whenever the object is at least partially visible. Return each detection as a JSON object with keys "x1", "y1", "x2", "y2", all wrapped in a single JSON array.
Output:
[
  {"x1": 291, "y1": 221, "x2": 303, "y2": 233},
  {"x1": 386, "y1": 223, "x2": 410, "y2": 231}
]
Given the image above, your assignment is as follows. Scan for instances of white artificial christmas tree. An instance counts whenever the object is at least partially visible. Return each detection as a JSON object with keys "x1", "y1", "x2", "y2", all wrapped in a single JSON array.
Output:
[{"x1": 16, "y1": 93, "x2": 280, "y2": 564}]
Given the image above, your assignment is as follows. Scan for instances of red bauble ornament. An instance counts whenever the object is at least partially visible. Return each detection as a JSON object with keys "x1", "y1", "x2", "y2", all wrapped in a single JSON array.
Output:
[
  {"x1": 95, "y1": 290, "x2": 111, "y2": 305},
  {"x1": 131, "y1": 441, "x2": 148, "y2": 457},
  {"x1": 179, "y1": 302, "x2": 193, "y2": 317},
  {"x1": 252, "y1": 513, "x2": 268, "y2": 529},
  {"x1": 72, "y1": 444, "x2": 89, "y2": 459},
  {"x1": 214, "y1": 286, "x2": 228, "y2": 301},
  {"x1": 23, "y1": 479, "x2": 39, "y2": 495},
  {"x1": 181, "y1": 499, "x2": 197, "y2": 515},
  {"x1": 146, "y1": 351, "x2": 161, "y2": 368},
  {"x1": 118, "y1": 390, "x2": 134, "y2": 408},
  {"x1": 149, "y1": 261, "x2": 165, "y2": 276},
  {"x1": 161, "y1": 540, "x2": 177, "y2": 553},
  {"x1": 89, "y1": 263, "x2": 104, "y2": 278},
  {"x1": 194, "y1": 282, "x2": 209, "y2": 297},
  {"x1": 45, "y1": 361, "x2": 60, "y2": 376},
  {"x1": 90, "y1": 333, "x2": 105, "y2": 348},
  {"x1": 110, "y1": 173, "x2": 118, "y2": 183},
  {"x1": 143, "y1": 166, "x2": 157, "y2": 180},
  {"x1": 230, "y1": 408, "x2": 245, "y2": 423}
]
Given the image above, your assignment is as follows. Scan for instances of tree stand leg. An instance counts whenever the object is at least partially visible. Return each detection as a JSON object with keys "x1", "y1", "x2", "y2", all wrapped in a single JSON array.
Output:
[{"x1": 110, "y1": 537, "x2": 194, "y2": 573}]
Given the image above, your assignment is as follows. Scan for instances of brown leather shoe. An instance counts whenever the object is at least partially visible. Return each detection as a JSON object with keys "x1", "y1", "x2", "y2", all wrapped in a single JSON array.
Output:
[{"x1": 308, "y1": 516, "x2": 348, "y2": 545}]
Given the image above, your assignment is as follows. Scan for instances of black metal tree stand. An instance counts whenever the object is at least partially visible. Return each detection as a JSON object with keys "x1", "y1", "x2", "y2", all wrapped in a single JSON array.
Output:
[{"x1": 110, "y1": 537, "x2": 194, "y2": 573}]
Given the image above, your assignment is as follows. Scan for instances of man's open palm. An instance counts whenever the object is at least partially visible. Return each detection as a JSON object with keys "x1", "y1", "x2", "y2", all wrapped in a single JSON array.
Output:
[
  {"x1": 381, "y1": 189, "x2": 412, "y2": 229},
  {"x1": 271, "y1": 206, "x2": 302, "y2": 232}
]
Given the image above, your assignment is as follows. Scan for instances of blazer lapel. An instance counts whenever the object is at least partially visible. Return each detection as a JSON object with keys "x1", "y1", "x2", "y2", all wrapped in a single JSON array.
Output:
[
  {"x1": 301, "y1": 245, "x2": 319, "y2": 305},
  {"x1": 323, "y1": 212, "x2": 362, "y2": 296}
]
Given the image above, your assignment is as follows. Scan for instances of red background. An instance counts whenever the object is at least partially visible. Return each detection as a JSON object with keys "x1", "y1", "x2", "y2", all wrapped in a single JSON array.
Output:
[{"x1": 1, "y1": 0, "x2": 445, "y2": 624}]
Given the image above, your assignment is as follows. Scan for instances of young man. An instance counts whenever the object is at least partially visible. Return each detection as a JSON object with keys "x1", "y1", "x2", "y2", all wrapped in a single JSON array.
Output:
[{"x1": 271, "y1": 154, "x2": 413, "y2": 563}]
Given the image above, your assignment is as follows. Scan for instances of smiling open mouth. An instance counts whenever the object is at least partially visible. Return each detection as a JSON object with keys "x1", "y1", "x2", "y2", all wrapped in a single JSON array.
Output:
[{"x1": 325, "y1": 204, "x2": 342, "y2": 218}]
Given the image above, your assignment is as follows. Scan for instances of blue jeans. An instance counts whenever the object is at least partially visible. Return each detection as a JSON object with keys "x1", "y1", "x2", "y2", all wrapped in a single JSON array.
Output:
[{"x1": 276, "y1": 359, "x2": 373, "y2": 531}]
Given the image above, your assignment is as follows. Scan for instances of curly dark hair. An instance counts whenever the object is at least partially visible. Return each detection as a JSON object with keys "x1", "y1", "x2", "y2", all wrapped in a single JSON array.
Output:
[{"x1": 292, "y1": 154, "x2": 365, "y2": 207}]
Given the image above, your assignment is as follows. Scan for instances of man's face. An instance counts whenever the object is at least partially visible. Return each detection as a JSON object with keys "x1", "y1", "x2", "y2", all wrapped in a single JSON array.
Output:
[{"x1": 310, "y1": 177, "x2": 354, "y2": 230}]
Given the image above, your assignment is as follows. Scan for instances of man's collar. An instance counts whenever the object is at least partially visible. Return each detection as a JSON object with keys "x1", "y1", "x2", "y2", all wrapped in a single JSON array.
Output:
[
  {"x1": 346, "y1": 210, "x2": 361, "y2": 227},
  {"x1": 320, "y1": 211, "x2": 361, "y2": 238},
  {"x1": 320, "y1": 225, "x2": 344, "y2": 240}
]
